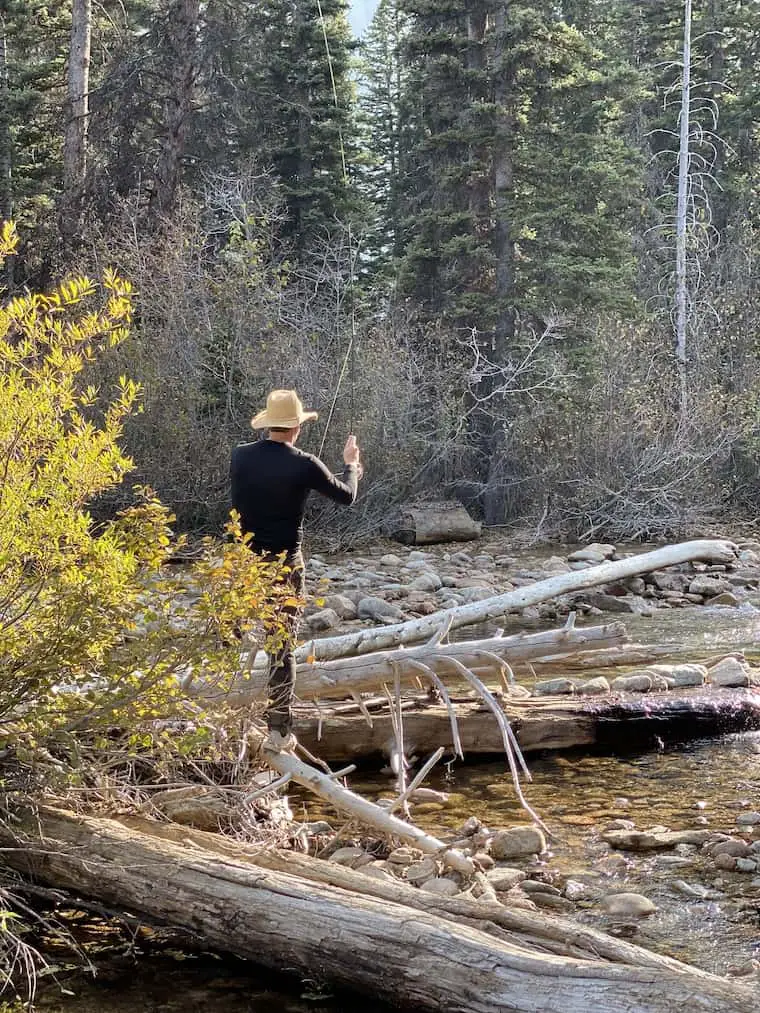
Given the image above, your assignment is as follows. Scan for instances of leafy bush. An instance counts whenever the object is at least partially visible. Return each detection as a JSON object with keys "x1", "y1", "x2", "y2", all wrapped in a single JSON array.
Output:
[{"x1": 0, "y1": 221, "x2": 290, "y2": 757}]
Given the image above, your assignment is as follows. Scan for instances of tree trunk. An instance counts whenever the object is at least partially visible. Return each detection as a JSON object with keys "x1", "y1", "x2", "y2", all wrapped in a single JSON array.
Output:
[
  {"x1": 674, "y1": 0, "x2": 692, "y2": 412},
  {"x1": 295, "y1": 540, "x2": 735, "y2": 662},
  {"x1": 2, "y1": 808, "x2": 754, "y2": 1013},
  {"x1": 200, "y1": 622, "x2": 628, "y2": 706},
  {"x1": 62, "y1": 0, "x2": 92, "y2": 243},
  {"x1": 389, "y1": 501, "x2": 482, "y2": 544},
  {"x1": 293, "y1": 687, "x2": 760, "y2": 762},
  {"x1": 151, "y1": 0, "x2": 201, "y2": 216}
]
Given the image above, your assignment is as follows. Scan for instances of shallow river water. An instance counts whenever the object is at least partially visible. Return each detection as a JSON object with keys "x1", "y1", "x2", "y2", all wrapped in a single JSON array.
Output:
[{"x1": 35, "y1": 599, "x2": 760, "y2": 1010}]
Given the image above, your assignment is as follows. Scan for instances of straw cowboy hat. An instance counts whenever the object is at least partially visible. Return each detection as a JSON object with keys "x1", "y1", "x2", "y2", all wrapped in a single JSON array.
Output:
[{"x1": 251, "y1": 389, "x2": 319, "y2": 429}]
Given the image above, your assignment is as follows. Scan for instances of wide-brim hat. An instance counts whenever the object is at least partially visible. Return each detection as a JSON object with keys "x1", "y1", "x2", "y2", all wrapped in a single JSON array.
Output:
[{"x1": 251, "y1": 388, "x2": 319, "y2": 429}]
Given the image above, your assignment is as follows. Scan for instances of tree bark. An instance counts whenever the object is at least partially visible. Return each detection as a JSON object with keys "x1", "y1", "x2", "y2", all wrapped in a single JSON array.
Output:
[
  {"x1": 62, "y1": 0, "x2": 92, "y2": 243},
  {"x1": 293, "y1": 687, "x2": 760, "y2": 762},
  {"x1": 196, "y1": 622, "x2": 628, "y2": 705},
  {"x1": 296, "y1": 540, "x2": 736, "y2": 661},
  {"x1": 2, "y1": 808, "x2": 754, "y2": 1013}
]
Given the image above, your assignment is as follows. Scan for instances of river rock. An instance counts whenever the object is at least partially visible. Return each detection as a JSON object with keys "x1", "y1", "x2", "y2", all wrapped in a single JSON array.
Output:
[
  {"x1": 379, "y1": 553, "x2": 403, "y2": 567},
  {"x1": 155, "y1": 791, "x2": 230, "y2": 831},
  {"x1": 583, "y1": 592, "x2": 639, "y2": 614},
  {"x1": 577, "y1": 676, "x2": 610, "y2": 696},
  {"x1": 647, "y1": 663, "x2": 707, "y2": 688},
  {"x1": 736, "y1": 858, "x2": 758, "y2": 873},
  {"x1": 322, "y1": 594, "x2": 359, "y2": 620},
  {"x1": 564, "y1": 879, "x2": 599, "y2": 902},
  {"x1": 304, "y1": 608, "x2": 340, "y2": 632},
  {"x1": 357, "y1": 596, "x2": 405, "y2": 623},
  {"x1": 533, "y1": 678, "x2": 577, "y2": 696},
  {"x1": 736, "y1": 811, "x2": 760, "y2": 826},
  {"x1": 329, "y1": 846, "x2": 369, "y2": 868},
  {"x1": 714, "y1": 853, "x2": 738, "y2": 871},
  {"x1": 490, "y1": 826, "x2": 546, "y2": 859},
  {"x1": 689, "y1": 575, "x2": 733, "y2": 597},
  {"x1": 486, "y1": 868, "x2": 525, "y2": 891},
  {"x1": 568, "y1": 544, "x2": 616, "y2": 563},
  {"x1": 707, "y1": 656, "x2": 751, "y2": 687},
  {"x1": 610, "y1": 674, "x2": 653, "y2": 693},
  {"x1": 410, "y1": 571, "x2": 443, "y2": 592},
  {"x1": 387, "y1": 846, "x2": 423, "y2": 866},
  {"x1": 362, "y1": 863, "x2": 395, "y2": 881},
  {"x1": 420, "y1": 877, "x2": 460, "y2": 896},
  {"x1": 710, "y1": 839, "x2": 751, "y2": 859},
  {"x1": 603, "y1": 828, "x2": 712, "y2": 850},
  {"x1": 601, "y1": 892, "x2": 657, "y2": 917},
  {"x1": 520, "y1": 880, "x2": 561, "y2": 897},
  {"x1": 405, "y1": 858, "x2": 438, "y2": 885},
  {"x1": 707, "y1": 591, "x2": 741, "y2": 606}
]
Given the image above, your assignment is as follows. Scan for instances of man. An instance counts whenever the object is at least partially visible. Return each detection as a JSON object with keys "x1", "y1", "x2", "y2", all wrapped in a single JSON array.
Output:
[{"x1": 230, "y1": 388, "x2": 362, "y2": 752}]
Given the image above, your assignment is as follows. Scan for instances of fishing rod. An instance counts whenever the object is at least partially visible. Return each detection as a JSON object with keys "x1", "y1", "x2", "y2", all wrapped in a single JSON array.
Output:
[{"x1": 315, "y1": 0, "x2": 358, "y2": 458}]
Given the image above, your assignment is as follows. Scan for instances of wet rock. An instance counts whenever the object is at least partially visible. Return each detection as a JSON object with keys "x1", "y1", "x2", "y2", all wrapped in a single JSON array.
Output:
[
  {"x1": 601, "y1": 892, "x2": 657, "y2": 917},
  {"x1": 568, "y1": 543, "x2": 616, "y2": 563},
  {"x1": 610, "y1": 674, "x2": 653, "y2": 693},
  {"x1": 603, "y1": 828, "x2": 712, "y2": 850},
  {"x1": 707, "y1": 656, "x2": 751, "y2": 688},
  {"x1": 564, "y1": 879, "x2": 599, "y2": 902},
  {"x1": 647, "y1": 663, "x2": 707, "y2": 688},
  {"x1": 707, "y1": 591, "x2": 741, "y2": 606},
  {"x1": 689, "y1": 575, "x2": 733, "y2": 597},
  {"x1": 304, "y1": 608, "x2": 340, "y2": 632},
  {"x1": 672, "y1": 880, "x2": 716, "y2": 900},
  {"x1": 521, "y1": 880, "x2": 561, "y2": 896},
  {"x1": 421, "y1": 877, "x2": 460, "y2": 896},
  {"x1": 490, "y1": 825, "x2": 546, "y2": 859},
  {"x1": 533, "y1": 678, "x2": 577, "y2": 696},
  {"x1": 486, "y1": 868, "x2": 525, "y2": 891},
  {"x1": 357, "y1": 596, "x2": 405, "y2": 623},
  {"x1": 577, "y1": 676, "x2": 611, "y2": 696},
  {"x1": 583, "y1": 592, "x2": 639, "y2": 614},
  {"x1": 409, "y1": 788, "x2": 450, "y2": 805},
  {"x1": 736, "y1": 811, "x2": 760, "y2": 826},
  {"x1": 651, "y1": 571, "x2": 690, "y2": 593},
  {"x1": 736, "y1": 858, "x2": 758, "y2": 873}
]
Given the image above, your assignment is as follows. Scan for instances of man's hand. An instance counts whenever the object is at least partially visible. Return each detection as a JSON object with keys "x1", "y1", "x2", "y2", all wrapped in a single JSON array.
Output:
[{"x1": 343, "y1": 434, "x2": 363, "y2": 478}]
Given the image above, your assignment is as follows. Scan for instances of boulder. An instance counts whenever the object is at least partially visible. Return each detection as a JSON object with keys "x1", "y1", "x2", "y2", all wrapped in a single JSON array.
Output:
[
  {"x1": 322, "y1": 594, "x2": 359, "y2": 620},
  {"x1": 647, "y1": 663, "x2": 707, "y2": 688},
  {"x1": 610, "y1": 674, "x2": 653, "y2": 693},
  {"x1": 357, "y1": 596, "x2": 405, "y2": 623},
  {"x1": 490, "y1": 826, "x2": 546, "y2": 860},
  {"x1": 304, "y1": 608, "x2": 340, "y2": 632},
  {"x1": 707, "y1": 656, "x2": 751, "y2": 688},
  {"x1": 577, "y1": 676, "x2": 610, "y2": 696},
  {"x1": 533, "y1": 678, "x2": 577, "y2": 696},
  {"x1": 567, "y1": 543, "x2": 616, "y2": 563},
  {"x1": 601, "y1": 893, "x2": 657, "y2": 917}
]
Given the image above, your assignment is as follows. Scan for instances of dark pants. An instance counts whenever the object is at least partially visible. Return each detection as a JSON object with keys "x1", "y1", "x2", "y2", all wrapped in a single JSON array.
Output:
[{"x1": 256, "y1": 549, "x2": 305, "y2": 736}]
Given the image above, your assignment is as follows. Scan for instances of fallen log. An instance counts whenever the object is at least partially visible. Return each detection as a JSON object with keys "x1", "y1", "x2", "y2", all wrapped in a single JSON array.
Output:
[
  {"x1": 389, "y1": 501, "x2": 482, "y2": 545},
  {"x1": 194, "y1": 621, "x2": 628, "y2": 705},
  {"x1": 2, "y1": 807, "x2": 753, "y2": 1013},
  {"x1": 293, "y1": 687, "x2": 760, "y2": 763},
  {"x1": 296, "y1": 539, "x2": 736, "y2": 661}
]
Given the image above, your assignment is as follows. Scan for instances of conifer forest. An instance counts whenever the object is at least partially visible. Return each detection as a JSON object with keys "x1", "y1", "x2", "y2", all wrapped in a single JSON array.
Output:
[{"x1": 3, "y1": 0, "x2": 760, "y2": 542}]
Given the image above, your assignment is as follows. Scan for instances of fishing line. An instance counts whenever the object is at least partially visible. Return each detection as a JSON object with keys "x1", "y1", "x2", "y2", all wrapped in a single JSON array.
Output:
[{"x1": 316, "y1": 0, "x2": 358, "y2": 457}]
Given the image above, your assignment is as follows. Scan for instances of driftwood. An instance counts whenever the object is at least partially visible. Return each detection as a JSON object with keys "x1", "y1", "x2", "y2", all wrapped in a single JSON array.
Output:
[
  {"x1": 296, "y1": 539, "x2": 736, "y2": 662},
  {"x1": 293, "y1": 687, "x2": 760, "y2": 763},
  {"x1": 1, "y1": 806, "x2": 754, "y2": 1013},
  {"x1": 389, "y1": 501, "x2": 482, "y2": 545},
  {"x1": 197, "y1": 621, "x2": 628, "y2": 706}
]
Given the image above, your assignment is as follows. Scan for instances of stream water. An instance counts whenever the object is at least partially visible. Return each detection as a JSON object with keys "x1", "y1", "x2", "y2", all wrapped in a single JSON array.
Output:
[{"x1": 32, "y1": 598, "x2": 760, "y2": 1010}]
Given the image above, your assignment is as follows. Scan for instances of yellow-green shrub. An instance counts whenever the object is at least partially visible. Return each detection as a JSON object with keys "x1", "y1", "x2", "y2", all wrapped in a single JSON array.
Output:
[{"x1": 0, "y1": 222, "x2": 290, "y2": 753}]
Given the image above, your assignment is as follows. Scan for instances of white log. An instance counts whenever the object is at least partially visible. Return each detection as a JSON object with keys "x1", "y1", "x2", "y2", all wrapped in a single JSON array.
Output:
[
  {"x1": 296, "y1": 539, "x2": 735, "y2": 661},
  {"x1": 196, "y1": 622, "x2": 627, "y2": 705},
  {"x1": 3, "y1": 808, "x2": 753, "y2": 1013}
]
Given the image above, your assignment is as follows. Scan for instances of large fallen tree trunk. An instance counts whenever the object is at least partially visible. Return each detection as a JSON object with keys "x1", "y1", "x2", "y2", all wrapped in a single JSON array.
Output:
[
  {"x1": 297, "y1": 540, "x2": 736, "y2": 662},
  {"x1": 2, "y1": 807, "x2": 754, "y2": 1013},
  {"x1": 293, "y1": 687, "x2": 760, "y2": 762},
  {"x1": 195, "y1": 621, "x2": 628, "y2": 705}
]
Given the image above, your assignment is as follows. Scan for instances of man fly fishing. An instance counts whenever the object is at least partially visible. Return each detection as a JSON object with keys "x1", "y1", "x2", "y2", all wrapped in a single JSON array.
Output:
[{"x1": 230, "y1": 389, "x2": 362, "y2": 752}]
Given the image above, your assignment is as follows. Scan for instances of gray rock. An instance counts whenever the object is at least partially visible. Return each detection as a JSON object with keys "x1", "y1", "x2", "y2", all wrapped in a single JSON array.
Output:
[
  {"x1": 329, "y1": 846, "x2": 369, "y2": 867},
  {"x1": 420, "y1": 877, "x2": 460, "y2": 896},
  {"x1": 410, "y1": 571, "x2": 443, "y2": 592},
  {"x1": 405, "y1": 857, "x2": 438, "y2": 885},
  {"x1": 736, "y1": 858, "x2": 758, "y2": 873},
  {"x1": 736, "y1": 811, "x2": 760, "y2": 826},
  {"x1": 357, "y1": 596, "x2": 405, "y2": 623},
  {"x1": 601, "y1": 892, "x2": 657, "y2": 917},
  {"x1": 611, "y1": 674, "x2": 653, "y2": 693},
  {"x1": 707, "y1": 591, "x2": 741, "y2": 606},
  {"x1": 490, "y1": 825, "x2": 546, "y2": 860},
  {"x1": 304, "y1": 608, "x2": 340, "y2": 632},
  {"x1": 564, "y1": 879, "x2": 599, "y2": 901},
  {"x1": 583, "y1": 592, "x2": 639, "y2": 613},
  {"x1": 707, "y1": 656, "x2": 751, "y2": 688},
  {"x1": 647, "y1": 663, "x2": 707, "y2": 688},
  {"x1": 486, "y1": 867, "x2": 525, "y2": 891},
  {"x1": 603, "y1": 828, "x2": 712, "y2": 850},
  {"x1": 711, "y1": 839, "x2": 751, "y2": 859},
  {"x1": 714, "y1": 853, "x2": 738, "y2": 871},
  {"x1": 577, "y1": 676, "x2": 611, "y2": 696},
  {"x1": 568, "y1": 543, "x2": 616, "y2": 563},
  {"x1": 520, "y1": 880, "x2": 561, "y2": 896},
  {"x1": 322, "y1": 594, "x2": 358, "y2": 620},
  {"x1": 379, "y1": 553, "x2": 403, "y2": 567},
  {"x1": 533, "y1": 678, "x2": 577, "y2": 696},
  {"x1": 689, "y1": 575, "x2": 733, "y2": 597}
]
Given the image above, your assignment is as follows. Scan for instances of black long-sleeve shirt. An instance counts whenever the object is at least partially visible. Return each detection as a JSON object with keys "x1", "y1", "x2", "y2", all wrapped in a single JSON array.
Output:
[{"x1": 230, "y1": 439, "x2": 358, "y2": 553}]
